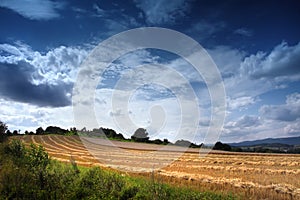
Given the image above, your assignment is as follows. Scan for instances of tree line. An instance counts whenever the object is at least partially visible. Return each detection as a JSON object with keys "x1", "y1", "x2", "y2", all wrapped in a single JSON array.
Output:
[
  {"x1": 0, "y1": 121, "x2": 78, "y2": 140},
  {"x1": 1, "y1": 120, "x2": 234, "y2": 151}
]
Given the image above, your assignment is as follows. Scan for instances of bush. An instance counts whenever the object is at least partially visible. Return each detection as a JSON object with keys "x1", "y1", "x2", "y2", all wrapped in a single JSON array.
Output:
[{"x1": 75, "y1": 167, "x2": 125, "y2": 199}]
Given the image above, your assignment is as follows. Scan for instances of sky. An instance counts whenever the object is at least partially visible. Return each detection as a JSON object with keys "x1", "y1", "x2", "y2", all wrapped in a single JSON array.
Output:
[{"x1": 0, "y1": 0, "x2": 300, "y2": 143}]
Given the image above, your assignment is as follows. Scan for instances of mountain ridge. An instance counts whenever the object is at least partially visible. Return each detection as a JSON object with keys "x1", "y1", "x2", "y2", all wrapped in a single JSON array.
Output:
[{"x1": 229, "y1": 136, "x2": 300, "y2": 146}]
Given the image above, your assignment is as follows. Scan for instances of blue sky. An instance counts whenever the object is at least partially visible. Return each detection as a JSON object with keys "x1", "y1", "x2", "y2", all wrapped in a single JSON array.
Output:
[{"x1": 0, "y1": 0, "x2": 300, "y2": 143}]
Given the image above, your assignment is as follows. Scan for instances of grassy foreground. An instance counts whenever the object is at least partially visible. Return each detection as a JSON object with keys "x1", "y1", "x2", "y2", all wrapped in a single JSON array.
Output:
[{"x1": 0, "y1": 139, "x2": 237, "y2": 200}]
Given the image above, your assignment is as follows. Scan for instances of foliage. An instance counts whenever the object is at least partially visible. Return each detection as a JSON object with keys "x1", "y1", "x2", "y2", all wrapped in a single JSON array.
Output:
[
  {"x1": 45, "y1": 126, "x2": 67, "y2": 135},
  {"x1": 0, "y1": 121, "x2": 7, "y2": 142},
  {"x1": 36, "y1": 127, "x2": 44, "y2": 135},
  {"x1": 100, "y1": 127, "x2": 125, "y2": 140},
  {"x1": 131, "y1": 128, "x2": 149, "y2": 142},
  {"x1": 213, "y1": 141, "x2": 232, "y2": 151},
  {"x1": 152, "y1": 138, "x2": 164, "y2": 144},
  {"x1": 0, "y1": 121, "x2": 7, "y2": 135},
  {"x1": 175, "y1": 139, "x2": 192, "y2": 147}
]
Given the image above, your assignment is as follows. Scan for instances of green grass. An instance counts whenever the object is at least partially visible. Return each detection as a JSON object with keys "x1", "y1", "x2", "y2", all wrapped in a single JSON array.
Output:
[{"x1": 0, "y1": 140, "x2": 238, "y2": 200}]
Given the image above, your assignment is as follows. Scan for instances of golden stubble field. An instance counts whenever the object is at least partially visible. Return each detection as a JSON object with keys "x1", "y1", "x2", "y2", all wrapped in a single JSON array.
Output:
[{"x1": 16, "y1": 135, "x2": 300, "y2": 200}]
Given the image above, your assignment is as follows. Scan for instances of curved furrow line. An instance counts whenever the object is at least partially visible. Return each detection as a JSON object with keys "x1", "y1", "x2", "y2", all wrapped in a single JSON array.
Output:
[
  {"x1": 39, "y1": 135, "x2": 67, "y2": 152},
  {"x1": 57, "y1": 136, "x2": 87, "y2": 149},
  {"x1": 17, "y1": 135, "x2": 33, "y2": 144},
  {"x1": 167, "y1": 163, "x2": 300, "y2": 175},
  {"x1": 30, "y1": 135, "x2": 38, "y2": 145},
  {"x1": 83, "y1": 141, "x2": 184, "y2": 159},
  {"x1": 52, "y1": 135, "x2": 87, "y2": 151},
  {"x1": 65, "y1": 135, "x2": 83, "y2": 144},
  {"x1": 47, "y1": 151, "x2": 97, "y2": 164},
  {"x1": 43, "y1": 136, "x2": 96, "y2": 163},
  {"x1": 46, "y1": 135, "x2": 89, "y2": 154},
  {"x1": 89, "y1": 152, "x2": 177, "y2": 163},
  {"x1": 37, "y1": 135, "x2": 62, "y2": 147},
  {"x1": 45, "y1": 148, "x2": 97, "y2": 162},
  {"x1": 159, "y1": 170, "x2": 300, "y2": 199},
  {"x1": 53, "y1": 156, "x2": 103, "y2": 168},
  {"x1": 178, "y1": 154, "x2": 300, "y2": 166}
]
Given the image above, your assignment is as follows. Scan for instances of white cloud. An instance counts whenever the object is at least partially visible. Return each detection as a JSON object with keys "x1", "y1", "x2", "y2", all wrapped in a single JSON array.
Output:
[
  {"x1": 241, "y1": 42, "x2": 300, "y2": 79},
  {"x1": 93, "y1": 88, "x2": 201, "y2": 143},
  {"x1": 234, "y1": 115, "x2": 261, "y2": 128},
  {"x1": 0, "y1": 42, "x2": 90, "y2": 107},
  {"x1": 284, "y1": 119, "x2": 300, "y2": 135},
  {"x1": 95, "y1": 43, "x2": 300, "y2": 143},
  {"x1": 208, "y1": 46, "x2": 245, "y2": 77},
  {"x1": 221, "y1": 93, "x2": 300, "y2": 142},
  {"x1": 260, "y1": 93, "x2": 300, "y2": 122},
  {"x1": 0, "y1": 0, "x2": 64, "y2": 20},
  {"x1": 228, "y1": 96, "x2": 258, "y2": 110},
  {"x1": 286, "y1": 92, "x2": 300, "y2": 104},
  {"x1": 0, "y1": 42, "x2": 89, "y2": 85},
  {"x1": 134, "y1": 0, "x2": 190, "y2": 25},
  {"x1": 200, "y1": 43, "x2": 300, "y2": 142},
  {"x1": 188, "y1": 20, "x2": 226, "y2": 40},
  {"x1": 1, "y1": 39, "x2": 299, "y2": 142},
  {"x1": 234, "y1": 28, "x2": 253, "y2": 37},
  {"x1": 0, "y1": 98, "x2": 74, "y2": 132}
]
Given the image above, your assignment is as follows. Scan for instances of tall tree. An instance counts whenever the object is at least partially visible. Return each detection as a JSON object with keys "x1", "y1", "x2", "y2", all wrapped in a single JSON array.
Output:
[
  {"x1": 6, "y1": 130, "x2": 12, "y2": 136},
  {"x1": 213, "y1": 141, "x2": 232, "y2": 151},
  {"x1": 36, "y1": 127, "x2": 44, "y2": 135},
  {"x1": 131, "y1": 128, "x2": 149, "y2": 142},
  {"x1": 0, "y1": 120, "x2": 8, "y2": 142},
  {"x1": 12, "y1": 130, "x2": 18, "y2": 135},
  {"x1": 0, "y1": 121, "x2": 7, "y2": 135}
]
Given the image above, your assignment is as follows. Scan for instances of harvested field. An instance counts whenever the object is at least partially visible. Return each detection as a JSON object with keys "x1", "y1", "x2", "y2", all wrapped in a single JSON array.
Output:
[{"x1": 15, "y1": 135, "x2": 300, "y2": 200}]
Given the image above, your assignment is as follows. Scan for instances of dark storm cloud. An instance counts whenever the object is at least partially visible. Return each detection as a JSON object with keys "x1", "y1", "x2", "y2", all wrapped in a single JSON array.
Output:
[{"x1": 0, "y1": 61, "x2": 72, "y2": 107}]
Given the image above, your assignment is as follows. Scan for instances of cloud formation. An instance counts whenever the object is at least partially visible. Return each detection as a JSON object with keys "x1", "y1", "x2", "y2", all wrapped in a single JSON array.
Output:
[
  {"x1": 0, "y1": 38, "x2": 299, "y2": 142},
  {"x1": 189, "y1": 20, "x2": 226, "y2": 40},
  {"x1": 234, "y1": 28, "x2": 253, "y2": 37},
  {"x1": 235, "y1": 115, "x2": 261, "y2": 128},
  {"x1": 0, "y1": 61, "x2": 71, "y2": 107},
  {"x1": 0, "y1": 42, "x2": 88, "y2": 107},
  {"x1": 260, "y1": 93, "x2": 300, "y2": 122},
  {"x1": 134, "y1": 0, "x2": 190, "y2": 25},
  {"x1": 0, "y1": 0, "x2": 64, "y2": 20},
  {"x1": 241, "y1": 42, "x2": 300, "y2": 79}
]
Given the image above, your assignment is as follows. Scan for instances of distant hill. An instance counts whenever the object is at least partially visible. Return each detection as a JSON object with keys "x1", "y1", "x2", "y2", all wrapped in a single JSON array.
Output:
[{"x1": 229, "y1": 136, "x2": 300, "y2": 147}]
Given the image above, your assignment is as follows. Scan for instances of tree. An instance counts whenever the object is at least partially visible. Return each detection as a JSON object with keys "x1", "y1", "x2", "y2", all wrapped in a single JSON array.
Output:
[
  {"x1": 153, "y1": 139, "x2": 163, "y2": 145},
  {"x1": 131, "y1": 128, "x2": 149, "y2": 142},
  {"x1": 0, "y1": 120, "x2": 8, "y2": 142},
  {"x1": 163, "y1": 139, "x2": 170, "y2": 145},
  {"x1": 213, "y1": 141, "x2": 232, "y2": 151},
  {"x1": 0, "y1": 121, "x2": 7, "y2": 134},
  {"x1": 12, "y1": 130, "x2": 19, "y2": 135},
  {"x1": 175, "y1": 139, "x2": 191, "y2": 147},
  {"x1": 45, "y1": 126, "x2": 67, "y2": 135},
  {"x1": 36, "y1": 127, "x2": 44, "y2": 135},
  {"x1": 6, "y1": 130, "x2": 12, "y2": 136},
  {"x1": 69, "y1": 127, "x2": 78, "y2": 135}
]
